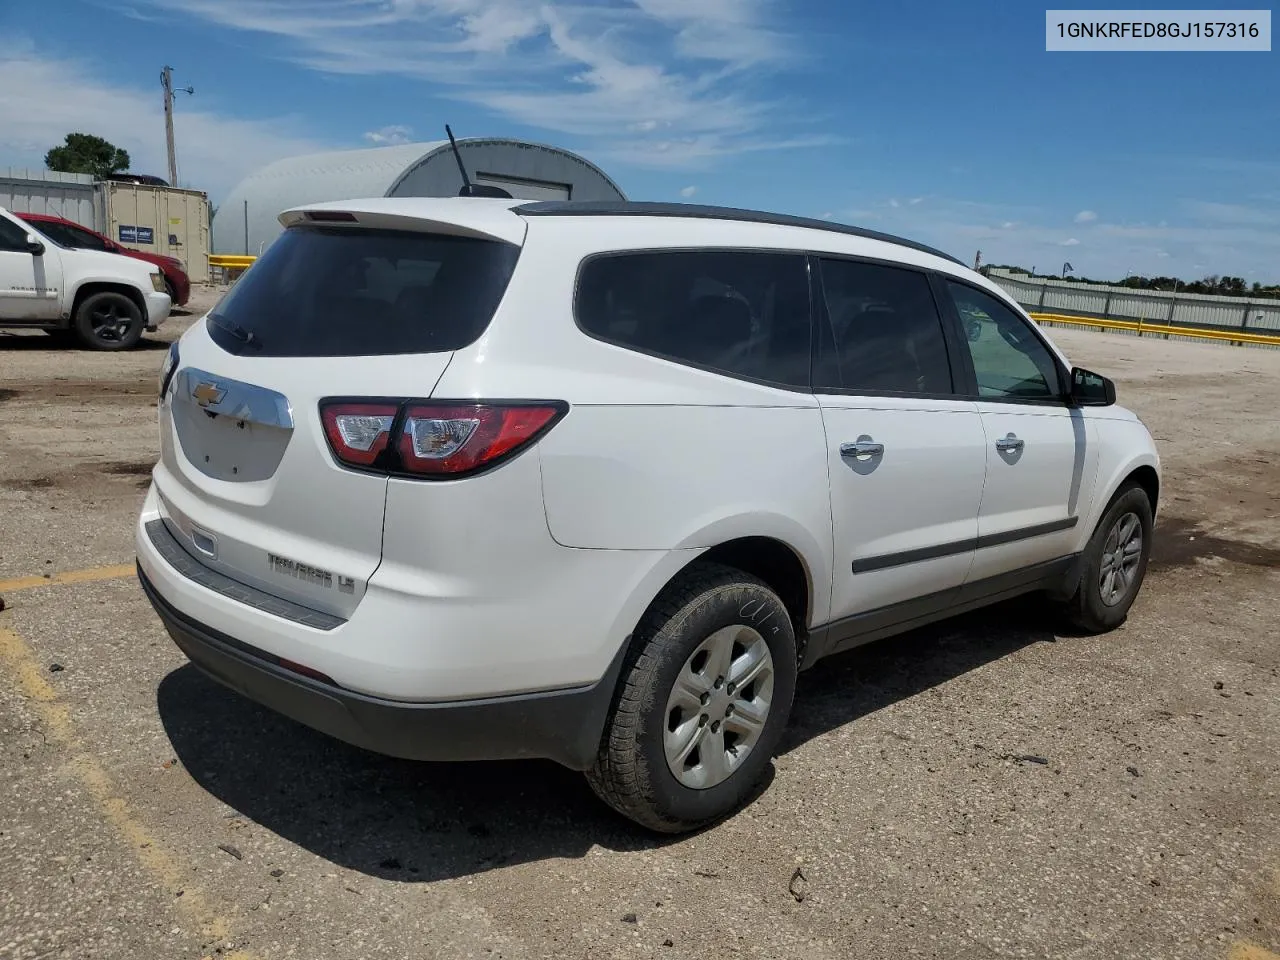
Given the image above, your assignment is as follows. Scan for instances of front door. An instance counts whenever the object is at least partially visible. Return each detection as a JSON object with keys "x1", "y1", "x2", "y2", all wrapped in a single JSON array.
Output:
[
  {"x1": 0, "y1": 215, "x2": 61, "y2": 320},
  {"x1": 814, "y1": 257, "x2": 987, "y2": 645},
  {"x1": 943, "y1": 280, "x2": 1100, "y2": 583}
]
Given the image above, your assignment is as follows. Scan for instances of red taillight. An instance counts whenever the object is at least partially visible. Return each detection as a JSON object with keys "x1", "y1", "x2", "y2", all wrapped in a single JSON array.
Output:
[
  {"x1": 319, "y1": 399, "x2": 566, "y2": 479},
  {"x1": 398, "y1": 404, "x2": 562, "y2": 476},
  {"x1": 320, "y1": 402, "x2": 398, "y2": 467}
]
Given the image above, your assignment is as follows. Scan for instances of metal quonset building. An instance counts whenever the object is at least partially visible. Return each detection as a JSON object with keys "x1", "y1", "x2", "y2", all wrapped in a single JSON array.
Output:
[{"x1": 214, "y1": 138, "x2": 626, "y2": 255}]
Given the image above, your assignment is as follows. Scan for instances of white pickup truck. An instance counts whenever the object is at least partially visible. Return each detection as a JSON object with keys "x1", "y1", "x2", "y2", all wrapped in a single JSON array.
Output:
[{"x1": 0, "y1": 206, "x2": 172, "y2": 350}]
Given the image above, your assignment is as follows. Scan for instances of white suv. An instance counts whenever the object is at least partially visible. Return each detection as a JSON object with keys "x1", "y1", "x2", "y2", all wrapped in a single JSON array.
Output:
[
  {"x1": 136, "y1": 198, "x2": 1160, "y2": 832},
  {"x1": 0, "y1": 207, "x2": 170, "y2": 349}
]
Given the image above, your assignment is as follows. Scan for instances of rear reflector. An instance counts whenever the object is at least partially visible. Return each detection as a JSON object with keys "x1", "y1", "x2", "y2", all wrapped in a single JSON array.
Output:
[
  {"x1": 277, "y1": 657, "x2": 338, "y2": 686},
  {"x1": 319, "y1": 399, "x2": 566, "y2": 479}
]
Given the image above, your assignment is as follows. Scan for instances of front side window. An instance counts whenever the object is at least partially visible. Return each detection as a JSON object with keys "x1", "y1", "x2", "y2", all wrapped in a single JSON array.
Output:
[
  {"x1": 0, "y1": 216, "x2": 32, "y2": 251},
  {"x1": 948, "y1": 282, "x2": 1062, "y2": 401},
  {"x1": 575, "y1": 250, "x2": 812, "y2": 389},
  {"x1": 814, "y1": 258, "x2": 954, "y2": 395}
]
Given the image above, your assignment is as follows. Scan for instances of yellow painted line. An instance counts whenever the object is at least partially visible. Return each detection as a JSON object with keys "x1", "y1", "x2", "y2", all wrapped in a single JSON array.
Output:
[
  {"x1": 0, "y1": 625, "x2": 257, "y2": 958},
  {"x1": 0, "y1": 563, "x2": 136, "y2": 595},
  {"x1": 1229, "y1": 941, "x2": 1280, "y2": 960}
]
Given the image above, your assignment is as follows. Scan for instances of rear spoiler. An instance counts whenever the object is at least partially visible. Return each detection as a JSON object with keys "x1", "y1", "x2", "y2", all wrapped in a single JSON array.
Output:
[{"x1": 278, "y1": 198, "x2": 528, "y2": 246}]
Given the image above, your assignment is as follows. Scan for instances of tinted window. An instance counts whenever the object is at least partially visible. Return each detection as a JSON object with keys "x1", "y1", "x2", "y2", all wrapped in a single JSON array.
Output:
[
  {"x1": 948, "y1": 282, "x2": 1062, "y2": 401},
  {"x1": 207, "y1": 226, "x2": 521, "y2": 357},
  {"x1": 0, "y1": 216, "x2": 31, "y2": 251},
  {"x1": 58, "y1": 223, "x2": 111, "y2": 251},
  {"x1": 575, "y1": 251, "x2": 811, "y2": 388},
  {"x1": 814, "y1": 259, "x2": 953, "y2": 394}
]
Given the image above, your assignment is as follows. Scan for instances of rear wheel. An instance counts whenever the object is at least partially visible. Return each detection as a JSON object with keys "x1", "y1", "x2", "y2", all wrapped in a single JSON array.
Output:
[
  {"x1": 74, "y1": 292, "x2": 145, "y2": 351},
  {"x1": 1060, "y1": 484, "x2": 1153, "y2": 633},
  {"x1": 587, "y1": 562, "x2": 797, "y2": 833}
]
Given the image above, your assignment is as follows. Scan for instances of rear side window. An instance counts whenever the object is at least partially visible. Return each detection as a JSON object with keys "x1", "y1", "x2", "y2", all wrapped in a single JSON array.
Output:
[
  {"x1": 207, "y1": 226, "x2": 521, "y2": 357},
  {"x1": 39, "y1": 221, "x2": 110, "y2": 251},
  {"x1": 814, "y1": 258, "x2": 954, "y2": 395},
  {"x1": 575, "y1": 250, "x2": 812, "y2": 389}
]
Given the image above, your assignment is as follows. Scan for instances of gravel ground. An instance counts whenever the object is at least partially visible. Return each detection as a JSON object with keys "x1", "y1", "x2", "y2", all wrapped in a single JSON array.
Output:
[{"x1": 1, "y1": 297, "x2": 1278, "y2": 960}]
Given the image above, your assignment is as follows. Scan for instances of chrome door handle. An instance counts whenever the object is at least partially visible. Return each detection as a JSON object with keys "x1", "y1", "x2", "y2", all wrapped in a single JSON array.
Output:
[
  {"x1": 840, "y1": 438, "x2": 884, "y2": 461},
  {"x1": 995, "y1": 433, "x2": 1024, "y2": 453}
]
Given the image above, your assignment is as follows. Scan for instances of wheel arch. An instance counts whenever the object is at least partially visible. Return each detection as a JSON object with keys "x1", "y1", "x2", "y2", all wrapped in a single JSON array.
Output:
[
  {"x1": 69, "y1": 281, "x2": 147, "y2": 322},
  {"x1": 608, "y1": 529, "x2": 824, "y2": 682},
  {"x1": 1076, "y1": 448, "x2": 1161, "y2": 553}
]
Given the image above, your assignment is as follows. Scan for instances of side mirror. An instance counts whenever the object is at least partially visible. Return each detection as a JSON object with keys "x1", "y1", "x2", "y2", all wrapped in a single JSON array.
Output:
[
  {"x1": 25, "y1": 234, "x2": 45, "y2": 256},
  {"x1": 1070, "y1": 366, "x2": 1115, "y2": 406}
]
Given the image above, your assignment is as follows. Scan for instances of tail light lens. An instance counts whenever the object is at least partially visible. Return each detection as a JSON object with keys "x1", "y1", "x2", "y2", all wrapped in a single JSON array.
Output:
[
  {"x1": 320, "y1": 402, "x2": 398, "y2": 466},
  {"x1": 319, "y1": 399, "x2": 566, "y2": 479}
]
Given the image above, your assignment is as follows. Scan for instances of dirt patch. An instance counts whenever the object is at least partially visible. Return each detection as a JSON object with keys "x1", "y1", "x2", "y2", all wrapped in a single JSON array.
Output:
[
  {"x1": 0, "y1": 379, "x2": 154, "y2": 405},
  {"x1": 98, "y1": 461, "x2": 155, "y2": 477},
  {"x1": 1153, "y1": 516, "x2": 1280, "y2": 568},
  {"x1": 2, "y1": 476, "x2": 55, "y2": 491}
]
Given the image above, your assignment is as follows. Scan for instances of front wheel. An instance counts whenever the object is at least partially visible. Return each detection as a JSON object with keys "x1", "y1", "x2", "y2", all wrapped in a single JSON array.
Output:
[
  {"x1": 586, "y1": 562, "x2": 797, "y2": 833},
  {"x1": 74, "y1": 291, "x2": 145, "y2": 351},
  {"x1": 1060, "y1": 483, "x2": 1154, "y2": 633}
]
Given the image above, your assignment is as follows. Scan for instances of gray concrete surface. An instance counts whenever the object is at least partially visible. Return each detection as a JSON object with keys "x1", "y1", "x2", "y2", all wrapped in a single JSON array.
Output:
[{"x1": 1, "y1": 297, "x2": 1278, "y2": 960}]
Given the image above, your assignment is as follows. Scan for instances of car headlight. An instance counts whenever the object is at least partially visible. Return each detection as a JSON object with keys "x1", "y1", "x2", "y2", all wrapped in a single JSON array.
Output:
[
  {"x1": 159, "y1": 341, "x2": 180, "y2": 400},
  {"x1": 151, "y1": 271, "x2": 166, "y2": 293}
]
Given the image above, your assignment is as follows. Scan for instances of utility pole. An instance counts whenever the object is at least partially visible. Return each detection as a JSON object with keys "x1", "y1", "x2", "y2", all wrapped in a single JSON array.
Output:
[{"x1": 161, "y1": 66, "x2": 193, "y2": 187}]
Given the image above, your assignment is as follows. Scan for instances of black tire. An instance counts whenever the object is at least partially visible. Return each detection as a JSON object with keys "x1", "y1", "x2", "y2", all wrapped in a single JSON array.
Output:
[
  {"x1": 164, "y1": 279, "x2": 178, "y2": 305},
  {"x1": 1060, "y1": 483, "x2": 1154, "y2": 633},
  {"x1": 586, "y1": 562, "x2": 798, "y2": 833},
  {"x1": 73, "y1": 291, "x2": 145, "y2": 351}
]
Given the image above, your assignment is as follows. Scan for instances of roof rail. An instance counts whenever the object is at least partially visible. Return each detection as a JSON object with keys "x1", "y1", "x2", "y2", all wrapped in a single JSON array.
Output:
[{"x1": 513, "y1": 200, "x2": 963, "y2": 266}]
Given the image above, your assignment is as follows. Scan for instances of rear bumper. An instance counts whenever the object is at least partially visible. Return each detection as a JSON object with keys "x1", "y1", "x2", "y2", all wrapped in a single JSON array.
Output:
[{"x1": 139, "y1": 564, "x2": 625, "y2": 770}]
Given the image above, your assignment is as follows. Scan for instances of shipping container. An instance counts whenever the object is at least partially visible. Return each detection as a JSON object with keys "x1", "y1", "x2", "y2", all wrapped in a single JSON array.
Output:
[
  {"x1": 97, "y1": 180, "x2": 211, "y2": 279},
  {"x1": 0, "y1": 168, "x2": 96, "y2": 228}
]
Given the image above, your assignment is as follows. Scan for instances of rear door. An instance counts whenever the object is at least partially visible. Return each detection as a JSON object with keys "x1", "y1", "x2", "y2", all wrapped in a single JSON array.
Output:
[
  {"x1": 815, "y1": 257, "x2": 987, "y2": 647},
  {"x1": 154, "y1": 216, "x2": 522, "y2": 618},
  {"x1": 941, "y1": 280, "x2": 1100, "y2": 583}
]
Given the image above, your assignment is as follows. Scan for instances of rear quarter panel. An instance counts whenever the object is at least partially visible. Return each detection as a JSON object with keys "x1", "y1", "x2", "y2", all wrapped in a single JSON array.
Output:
[{"x1": 430, "y1": 216, "x2": 837, "y2": 628}]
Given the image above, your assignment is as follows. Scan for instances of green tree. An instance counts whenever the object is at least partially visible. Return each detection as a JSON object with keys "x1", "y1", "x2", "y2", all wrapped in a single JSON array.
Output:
[{"x1": 45, "y1": 133, "x2": 130, "y2": 179}]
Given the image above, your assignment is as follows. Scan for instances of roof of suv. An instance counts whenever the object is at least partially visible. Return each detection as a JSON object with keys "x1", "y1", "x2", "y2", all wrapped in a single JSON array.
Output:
[
  {"x1": 516, "y1": 200, "x2": 964, "y2": 266},
  {"x1": 283, "y1": 197, "x2": 963, "y2": 267}
]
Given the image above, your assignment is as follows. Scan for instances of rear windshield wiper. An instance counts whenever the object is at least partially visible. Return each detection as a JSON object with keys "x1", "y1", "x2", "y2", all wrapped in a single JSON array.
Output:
[{"x1": 207, "y1": 313, "x2": 261, "y2": 349}]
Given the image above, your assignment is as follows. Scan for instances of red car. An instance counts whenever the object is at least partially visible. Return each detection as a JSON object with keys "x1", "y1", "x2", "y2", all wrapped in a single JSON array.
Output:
[{"x1": 16, "y1": 212, "x2": 191, "y2": 306}]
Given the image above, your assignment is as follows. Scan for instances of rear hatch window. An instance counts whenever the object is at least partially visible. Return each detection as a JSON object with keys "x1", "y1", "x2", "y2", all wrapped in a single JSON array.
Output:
[{"x1": 207, "y1": 226, "x2": 521, "y2": 357}]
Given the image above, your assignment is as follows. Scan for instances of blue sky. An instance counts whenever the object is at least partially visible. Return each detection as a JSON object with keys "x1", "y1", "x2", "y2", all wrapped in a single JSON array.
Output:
[{"x1": 2, "y1": 0, "x2": 1277, "y2": 281}]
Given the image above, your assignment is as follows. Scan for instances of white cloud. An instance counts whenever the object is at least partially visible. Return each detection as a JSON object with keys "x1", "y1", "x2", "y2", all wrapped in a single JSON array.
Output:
[
  {"x1": 680, "y1": 185, "x2": 697, "y2": 197},
  {"x1": 1074, "y1": 209, "x2": 1098, "y2": 223},
  {"x1": 908, "y1": 196, "x2": 924, "y2": 205},
  {"x1": 0, "y1": 46, "x2": 328, "y2": 201},
  {"x1": 131, "y1": 0, "x2": 815, "y2": 168},
  {"x1": 363, "y1": 124, "x2": 413, "y2": 146},
  {"x1": 1001, "y1": 221, "x2": 1016, "y2": 229},
  {"x1": 888, "y1": 198, "x2": 900, "y2": 208},
  {"x1": 1061, "y1": 237, "x2": 1081, "y2": 246}
]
